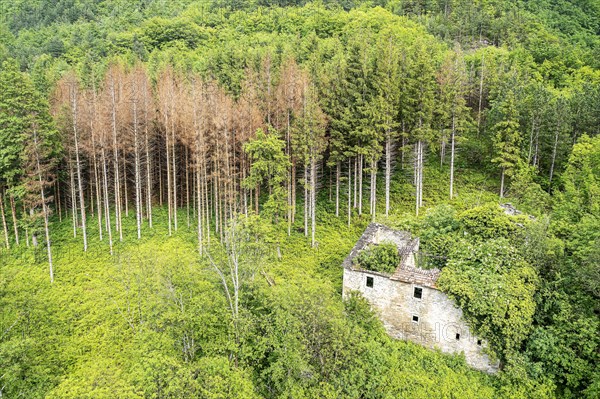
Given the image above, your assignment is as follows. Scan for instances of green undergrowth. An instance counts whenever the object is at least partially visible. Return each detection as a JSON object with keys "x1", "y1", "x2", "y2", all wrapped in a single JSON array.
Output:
[{"x1": 0, "y1": 166, "x2": 556, "y2": 398}]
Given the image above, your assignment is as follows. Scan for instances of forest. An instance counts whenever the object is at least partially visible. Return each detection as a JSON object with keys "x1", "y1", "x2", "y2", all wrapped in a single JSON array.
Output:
[{"x1": 0, "y1": 0, "x2": 599, "y2": 398}]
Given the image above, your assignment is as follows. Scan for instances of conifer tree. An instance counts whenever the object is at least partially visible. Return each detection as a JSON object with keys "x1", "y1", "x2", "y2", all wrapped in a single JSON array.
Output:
[
  {"x1": 346, "y1": 32, "x2": 377, "y2": 216},
  {"x1": 54, "y1": 74, "x2": 88, "y2": 251},
  {"x1": 491, "y1": 89, "x2": 522, "y2": 197},
  {"x1": 437, "y1": 46, "x2": 470, "y2": 199},
  {"x1": 369, "y1": 33, "x2": 401, "y2": 218},
  {"x1": 0, "y1": 60, "x2": 59, "y2": 281},
  {"x1": 243, "y1": 128, "x2": 290, "y2": 257},
  {"x1": 407, "y1": 38, "x2": 438, "y2": 215},
  {"x1": 320, "y1": 49, "x2": 351, "y2": 218},
  {"x1": 0, "y1": 60, "x2": 29, "y2": 246},
  {"x1": 293, "y1": 81, "x2": 327, "y2": 246}
]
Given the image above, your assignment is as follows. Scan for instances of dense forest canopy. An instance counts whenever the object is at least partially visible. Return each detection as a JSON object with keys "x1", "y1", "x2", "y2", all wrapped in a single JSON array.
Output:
[{"x1": 0, "y1": 0, "x2": 599, "y2": 398}]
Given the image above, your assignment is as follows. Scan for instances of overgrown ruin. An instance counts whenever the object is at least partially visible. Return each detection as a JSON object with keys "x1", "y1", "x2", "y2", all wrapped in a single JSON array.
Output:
[{"x1": 342, "y1": 223, "x2": 499, "y2": 373}]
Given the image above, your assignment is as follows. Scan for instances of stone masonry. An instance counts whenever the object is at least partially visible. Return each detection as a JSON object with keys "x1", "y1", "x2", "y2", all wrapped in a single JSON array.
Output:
[{"x1": 342, "y1": 223, "x2": 499, "y2": 373}]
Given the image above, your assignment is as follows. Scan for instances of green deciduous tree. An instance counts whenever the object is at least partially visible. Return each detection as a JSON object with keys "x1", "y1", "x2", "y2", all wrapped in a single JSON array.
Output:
[{"x1": 438, "y1": 238, "x2": 539, "y2": 362}]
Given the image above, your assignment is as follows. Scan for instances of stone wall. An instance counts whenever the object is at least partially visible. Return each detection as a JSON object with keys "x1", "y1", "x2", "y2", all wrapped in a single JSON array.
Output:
[{"x1": 343, "y1": 268, "x2": 499, "y2": 373}]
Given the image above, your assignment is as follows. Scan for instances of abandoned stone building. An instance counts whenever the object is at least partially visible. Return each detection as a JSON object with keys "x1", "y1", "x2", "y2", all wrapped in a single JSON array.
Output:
[{"x1": 342, "y1": 223, "x2": 499, "y2": 373}]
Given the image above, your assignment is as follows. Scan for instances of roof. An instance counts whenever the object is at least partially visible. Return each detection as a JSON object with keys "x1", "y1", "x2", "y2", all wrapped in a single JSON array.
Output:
[
  {"x1": 391, "y1": 264, "x2": 440, "y2": 289},
  {"x1": 343, "y1": 223, "x2": 441, "y2": 289}
]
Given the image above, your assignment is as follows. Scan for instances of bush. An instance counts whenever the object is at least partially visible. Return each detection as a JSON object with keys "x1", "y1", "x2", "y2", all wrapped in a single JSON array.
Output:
[{"x1": 353, "y1": 241, "x2": 400, "y2": 274}]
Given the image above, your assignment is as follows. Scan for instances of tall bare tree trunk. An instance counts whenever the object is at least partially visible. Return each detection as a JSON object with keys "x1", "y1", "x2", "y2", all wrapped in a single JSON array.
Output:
[
  {"x1": 68, "y1": 156, "x2": 78, "y2": 237},
  {"x1": 101, "y1": 148, "x2": 113, "y2": 255},
  {"x1": 185, "y1": 147, "x2": 190, "y2": 229},
  {"x1": 549, "y1": 122, "x2": 560, "y2": 186},
  {"x1": 32, "y1": 130, "x2": 53, "y2": 283},
  {"x1": 335, "y1": 161, "x2": 340, "y2": 217},
  {"x1": 9, "y1": 193, "x2": 19, "y2": 245},
  {"x1": 449, "y1": 118, "x2": 456, "y2": 199},
  {"x1": 172, "y1": 130, "x2": 178, "y2": 232},
  {"x1": 109, "y1": 76, "x2": 123, "y2": 242},
  {"x1": 304, "y1": 164, "x2": 308, "y2": 236},
  {"x1": 90, "y1": 118, "x2": 103, "y2": 240},
  {"x1": 358, "y1": 154, "x2": 363, "y2": 215},
  {"x1": 500, "y1": 167, "x2": 505, "y2": 198},
  {"x1": 347, "y1": 158, "x2": 352, "y2": 227},
  {"x1": 286, "y1": 110, "x2": 292, "y2": 236},
  {"x1": 133, "y1": 99, "x2": 142, "y2": 240},
  {"x1": 196, "y1": 160, "x2": 203, "y2": 255},
  {"x1": 385, "y1": 133, "x2": 391, "y2": 216},
  {"x1": 158, "y1": 151, "x2": 163, "y2": 207},
  {"x1": 370, "y1": 158, "x2": 377, "y2": 221},
  {"x1": 56, "y1": 180, "x2": 62, "y2": 222},
  {"x1": 291, "y1": 161, "x2": 296, "y2": 223},
  {"x1": 353, "y1": 156, "x2": 357, "y2": 208},
  {"x1": 0, "y1": 190, "x2": 9, "y2": 248},
  {"x1": 144, "y1": 111, "x2": 153, "y2": 228},
  {"x1": 310, "y1": 158, "x2": 317, "y2": 247},
  {"x1": 165, "y1": 118, "x2": 173, "y2": 236},
  {"x1": 477, "y1": 52, "x2": 485, "y2": 136},
  {"x1": 70, "y1": 87, "x2": 88, "y2": 251},
  {"x1": 527, "y1": 117, "x2": 536, "y2": 165},
  {"x1": 415, "y1": 140, "x2": 424, "y2": 216},
  {"x1": 203, "y1": 160, "x2": 210, "y2": 246},
  {"x1": 123, "y1": 156, "x2": 129, "y2": 218}
]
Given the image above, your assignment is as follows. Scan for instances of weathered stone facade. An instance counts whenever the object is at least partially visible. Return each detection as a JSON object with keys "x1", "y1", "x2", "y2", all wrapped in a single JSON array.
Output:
[{"x1": 342, "y1": 223, "x2": 499, "y2": 373}]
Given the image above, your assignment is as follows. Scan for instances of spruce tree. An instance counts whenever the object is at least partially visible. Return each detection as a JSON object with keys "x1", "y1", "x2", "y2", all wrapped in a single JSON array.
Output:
[
  {"x1": 0, "y1": 60, "x2": 59, "y2": 281},
  {"x1": 491, "y1": 89, "x2": 522, "y2": 197}
]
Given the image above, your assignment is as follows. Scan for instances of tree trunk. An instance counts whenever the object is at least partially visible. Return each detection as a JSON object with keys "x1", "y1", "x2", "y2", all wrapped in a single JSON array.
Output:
[
  {"x1": 304, "y1": 164, "x2": 308, "y2": 237},
  {"x1": 144, "y1": 116, "x2": 153, "y2": 228},
  {"x1": 500, "y1": 167, "x2": 505, "y2": 198},
  {"x1": 0, "y1": 190, "x2": 9, "y2": 248},
  {"x1": 527, "y1": 117, "x2": 535, "y2": 165},
  {"x1": 311, "y1": 158, "x2": 317, "y2": 247},
  {"x1": 165, "y1": 117, "x2": 173, "y2": 236},
  {"x1": 204, "y1": 160, "x2": 210, "y2": 246},
  {"x1": 347, "y1": 158, "x2": 352, "y2": 227},
  {"x1": 549, "y1": 122, "x2": 560, "y2": 186},
  {"x1": 401, "y1": 127, "x2": 406, "y2": 169},
  {"x1": 68, "y1": 156, "x2": 78, "y2": 237},
  {"x1": 101, "y1": 148, "x2": 113, "y2": 255},
  {"x1": 477, "y1": 52, "x2": 485, "y2": 136},
  {"x1": 415, "y1": 140, "x2": 424, "y2": 216},
  {"x1": 449, "y1": 119, "x2": 456, "y2": 199},
  {"x1": 32, "y1": 131, "x2": 53, "y2": 283},
  {"x1": 370, "y1": 158, "x2": 377, "y2": 221},
  {"x1": 56, "y1": 179, "x2": 62, "y2": 222},
  {"x1": 353, "y1": 156, "x2": 357, "y2": 208},
  {"x1": 143, "y1": 78, "x2": 153, "y2": 228},
  {"x1": 291, "y1": 161, "x2": 296, "y2": 223},
  {"x1": 158, "y1": 150, "x2": 163, "y2": 207},
  {"x1": 186, "y1": 147, "x2": 190, "y2": 229},
  {"x1": 71, "y1": 90, "x2": 88, "y2": 251},
  {"x1": 133, "y1": 99, "x2": 142, "y2": 240},
  {"x1": 172, "y1": 132, "x2": 178, "y2": 232},
  {"x1": 358, "y1": 154, "x2": 363, "y2": 215},
  {"x1": 110, "y1": 78, "x2": 123, "y2": 242},
  {"x1": 91, "y1": 131, "x2": 103, "y2": 241},
  {"x1": 385, "y1": 134, "x2": 391, "y2": 217},
  {"x1": 123, "y1": 156, "x2": 129, "y2": 218},
  {"x1": 196, "y1": 153, "x2": 203, "y2": 256},
  {"x1": 335, "y1": 161, "x2": 340, "y2": 217},
  {"x1": 419, "y1": 141, "x2": 424, "y2": 209},
  {"x1": 9, "y1": 193, "x2": 19, "y2": 245}
]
